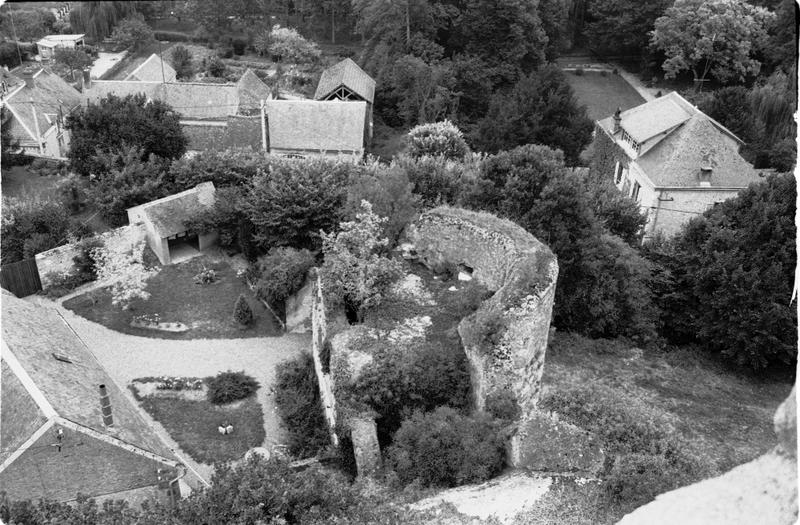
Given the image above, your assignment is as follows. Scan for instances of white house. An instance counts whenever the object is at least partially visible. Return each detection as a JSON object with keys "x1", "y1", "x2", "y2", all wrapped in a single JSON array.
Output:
[
  {"x1": 594, "y1": 91, "x2": 765, "y2": 239},
  {"x1": 36, "y1": 34, "x2": 86, "y2": 61}
]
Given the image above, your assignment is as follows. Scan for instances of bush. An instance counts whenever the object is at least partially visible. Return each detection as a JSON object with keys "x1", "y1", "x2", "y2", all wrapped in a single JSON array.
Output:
[
  {"x1": 193, "y1": 267, "x2": 217, "y2": 284},
  {"x1": 387, "y1": 407, "x2": 506, "y2": 487},
  {"x1": 73, "y1": 237, "x2": 104, "y2": 281},
  {"x1": 206, "y1": 370, "x2": 260, "y2": 404},
  {"x1": 232, "y1": 38, "x2": 247, "y2": 55},
  {"x1": 406, "y1": 120, "x2": 470, "y2": 161},
  {"x1": 207, "y1": 56, "x2": 226, "y2": 77},
  {"x1": 170, "y1": 44, "x2": 193, "y2": 80},
  {"x1": 252, "y1": 247, "x2": 315, "y2": 317},
  {"x1": 574, "y1": 67, "x2": 584, "y2": 75},
  {"x1": 232, "y1": 294, "x2": 254, "y2": 326},
  {"x1": 217, "y1": 46, "x2": 234, "y2": 59},
  {"x1": 42, "y1": 271, "x2": 91, "y2": 298},
  {"x1": 259, "y1": 25, "x2": 321, "y2": 63},
  {"x1": 275, "y1": 353, "x2": 330, "y2": 457},
  {"x1": 485, "y1": 389, "x2": 521, "y2": 422}
]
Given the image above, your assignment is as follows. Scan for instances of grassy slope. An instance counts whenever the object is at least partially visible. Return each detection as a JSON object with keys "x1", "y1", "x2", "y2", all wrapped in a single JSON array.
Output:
[{"x1": 563, "y1": 71, "x2": 646, "y2": 121}]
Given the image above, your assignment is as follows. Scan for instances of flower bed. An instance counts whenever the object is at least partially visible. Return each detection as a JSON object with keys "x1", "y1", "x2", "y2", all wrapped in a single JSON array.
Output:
[{"x1": 130, "y1": 314, "x2": 189, "y2": 333}]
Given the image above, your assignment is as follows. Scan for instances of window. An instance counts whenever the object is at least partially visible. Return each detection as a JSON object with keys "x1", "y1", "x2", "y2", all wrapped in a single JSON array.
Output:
[
  {"x1": 631, "y1": 181, "x2": 641, "y2": 201},
  {"x1": 619, "y1": 128, "x2": 641, "y2": 155},
  {"x1": 614, "y1": 162, "x2": 624, "y2": 184}
]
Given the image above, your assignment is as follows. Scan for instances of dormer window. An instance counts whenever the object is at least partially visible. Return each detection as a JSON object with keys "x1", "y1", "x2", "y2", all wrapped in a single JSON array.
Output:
[{"x1": 619, "y1": 128, "x2": 641, "y2": 155}]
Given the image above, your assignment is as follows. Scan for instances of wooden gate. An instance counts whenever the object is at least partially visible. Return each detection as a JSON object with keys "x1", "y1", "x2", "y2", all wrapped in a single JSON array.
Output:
[{"x1": 0, "y1": 258, "x2": 42, "y2": 298}]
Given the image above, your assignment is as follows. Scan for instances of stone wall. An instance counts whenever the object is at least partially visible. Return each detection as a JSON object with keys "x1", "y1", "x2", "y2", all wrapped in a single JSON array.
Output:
[
  {"x1": 36, "y1": 224, "x2": 147, "y2": 289},
  {"x1": 309, "y1": 269, "x2": 340, "y2": 446},
  {"x1": 406, "y1": 206, "x2": 559, "y2": 468}
]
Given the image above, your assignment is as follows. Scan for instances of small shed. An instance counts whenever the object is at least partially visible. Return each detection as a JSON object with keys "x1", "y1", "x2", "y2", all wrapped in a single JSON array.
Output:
[
  {"x1": 36, "y1": 34, "x2": 86, "y2": 61},
  {"x1": 126, "y1": 182, "x2": 217, "y2": 265}
]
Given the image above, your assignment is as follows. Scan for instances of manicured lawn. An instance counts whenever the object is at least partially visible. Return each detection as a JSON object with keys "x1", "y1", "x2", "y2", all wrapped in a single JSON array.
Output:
[
  {"x1": 64, "y1": 256, "x2": 282, "y2": 339},
  {"x1": 131, "y1": 381, "x2": 265, "y2": 465},
  {"x1": 563, "y1": 70, "x2": 646, "y2": 121}
]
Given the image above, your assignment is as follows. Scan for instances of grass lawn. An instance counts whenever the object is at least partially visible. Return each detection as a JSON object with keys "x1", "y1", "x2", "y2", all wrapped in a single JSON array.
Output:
[
  {"x1": 132, "y1": 381, "x2": 265, "y2": 464},
  {"x1": 63, "y1": 255, "x2": 282, "y2": 339},
  {"x1": 563, "y1": 70, "x2": 646, "y2": 121}
]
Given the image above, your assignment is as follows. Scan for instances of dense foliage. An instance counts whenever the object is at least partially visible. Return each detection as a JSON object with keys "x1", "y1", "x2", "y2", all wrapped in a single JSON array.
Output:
[
  {"x1": 206, "y1": 370, "x2": 260, "y2": 404},
  {"x1": 66, "y1": 93, "x2": 187, "y2": 177},
  {"x1": 54, "y1": 48, "x2": 92, "y2": 81},
  {"x1": 644, "y1": 173, "x2": 797, "y2": 371},
  {"x1": 252, "y1": 247, "x2": 316, "y2": 318},
  {"x1": 387, "y1": 407, "x2": 506, "y2": 488},
  {"x1": 232, "y1": 295, "x2": 254, "y2": 327},
  {"x1": 275, "y1": 353, "x2": 331, "y2": 457},
  {"x1": 169, "y1": 44, "x2": 194, "y2": 80},
  {"x1": 406, "y1": 120, "x2": 470, "y2": 160},
  {"x1": 110, "y1": 13, "x2": 154, "y2": 51},
  {"x1": 0, "y1": 199, "x2": 89, "y2": 265}
]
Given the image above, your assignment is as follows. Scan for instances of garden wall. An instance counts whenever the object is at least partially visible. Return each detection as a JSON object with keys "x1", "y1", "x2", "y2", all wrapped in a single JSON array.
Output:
[
  {"x1": 310, "y1": 269, "x2": 339, "y2": 446},
  {"x1": 406, "y1": 206, "x2": 559, "y2": 467},
  {"x1": 36, "y1": 224, "x2": 147, "y2": 288}
]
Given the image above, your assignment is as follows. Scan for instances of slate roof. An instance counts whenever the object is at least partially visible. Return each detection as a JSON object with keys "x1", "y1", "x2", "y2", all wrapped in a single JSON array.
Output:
[
  {"x1": 0, "y1": 292, "x2": 176, "y2": 461},
  {"x1": 4, "y1": 68, "x2": 82, "y2": 144},
  {"x1": 266, "y1": 99, "x2": 366, "y2": 154},
  {"x1": 126, "y1": 54, "x2": 177, "y2": 82},
  {"x1": 236, "y1": 69, "x2": 271, "y2": 115},
  {"x1": 137, "y1": 182, "x2": 216, "y2": 238},
  {"x1": 636, "y1": 115, "x2": 761, "y2": 188},
  {"x1": 0, "y1": 360, "x2": 47, "y2": 465},
  {"x1": 314, "y1": 58, "x2": 376, "y2": 104},
  {"x1": 181, "y1": 115, "x2": 262, "y2": 152}
]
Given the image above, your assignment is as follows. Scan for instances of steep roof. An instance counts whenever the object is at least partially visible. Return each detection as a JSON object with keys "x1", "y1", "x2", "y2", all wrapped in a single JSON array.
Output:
[
  {"x1": 4, "y1": 68, "x2": 82, "y2": 143},
  {"x1": 636, "y1": 114, "x2": 761, "y2": 188},
  {"x1": 181, "y1": 115, "x2": 263, "y2": 152},
  {"x1": 236, "y1": 69, "x2": 271, "y2": 115},
  {"x1": 314, "y1": 58, "x2": 376, "y2": 104},
  {"x1": 266, "y1": 99, "x2": 366, "y2": 154},
  {"x1": 126, "y1": 54, "x2": 177, "y2": 82},
  {"x1": 0, "y1": 292, "x2": 176, "y2": 461},
  {"x1": 136, "y1": 182, "x2": 216, "y2": 238}
]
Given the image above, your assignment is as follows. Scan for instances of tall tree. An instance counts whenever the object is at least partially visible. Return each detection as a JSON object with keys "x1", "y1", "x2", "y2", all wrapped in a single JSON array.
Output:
[
  {"x1": 54, "y1": 48, "x2": 92, "y2": 82},
  {"x1": 584, "y1": 0, "x2": 670, "y2": 57},
  {"x1": 110, "y1": 13, "x2": 154, "y2": 51},
  {"x1": 651, "y1": 0, "x2": 775, "y2": 84},
  {"x1": 69, "y1": 2, "x2": 135, "y2": 42}
]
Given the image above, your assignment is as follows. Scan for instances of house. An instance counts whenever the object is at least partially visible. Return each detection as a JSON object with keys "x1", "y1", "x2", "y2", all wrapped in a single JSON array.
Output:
[
  {"x1": 265, "y1": 99, "x2": 367, "y2": 159},
  {"x1": 0, "y1": 291, "x2": 184, "y2": 505},
  {"x1": 314, "y1": 58, "x2": 375, "y2": 142},
  {"x1": 594, "y1": 91, "x2": 764, "y2": 239},
  {"x1": 125, "y1": 54, "x2": 177, "y2": 82},
  {"x1": 36, "y1": 34, "x2": 86, "y2": 61},
  {"x1": 126, "y1": 182, "x2": 217, "y2": 265},
  {"x1": 0, "y1": 67, "x2": 82, "y2": 159}
]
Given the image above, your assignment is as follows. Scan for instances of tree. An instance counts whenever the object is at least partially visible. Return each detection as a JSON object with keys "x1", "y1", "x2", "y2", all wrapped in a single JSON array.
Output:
[
  {"x1": 0, "y1": 8, "x2": 56, "y2": 41},
  {"x1": 1, "y1": 106, "x2": 19, "y2": 164},
  {"x1": 320, "y1": 201, "x2": 404, "y2": 322},
  {"x1": 206, "y1": 56, "x2": 226, "y2": 77},
  {"x1": 169, "y1": 44, "x2": 194, "y2": 80},
  {"x1": 263, "y1": 25, "x2": 321, "y2": 63},
  {"x1": 651, "y1": 0, "x2": 775, "y2": 84},
  {"x1": 110, "y1": 13, "x2": 154, "y2": 51},
  {"x1": 648, "y1": 173, "x2": 796, "y2": 371},
  {"x1": 584, "y1": 0, "x2": 670, "y2": 56},
  {"x1": 69, "y1": 2, "x2": 135, "y2": 42},
  {"x1": 54, "y1": 48, "x2": 92, "y2": 81},
  {"x1": 252, "y1": 247, "x2": 315, "y2": 316},
  {"x1": 539, "y1": 0, "x2": 571, "y2": 60},
  {"x1": 473, "y1": 65, "x2": 593, "y2": 164},
  {"x1": 91, "y1": 241, "x2": 155, "y2": 310},
  {"x1": 232, "y1": 294, "x2": 254, "y2": 326},
  {"x1": 406, "y1": 120, "x2": 470, "y2": 160},
  {"x1": 66, "y1": 93, "x2": 187, "y2": 176},
  {"x1": 275, "y1": 353, "x2": 331, "y2": 457},
  {"x1": 1, "y1": 199, "x2": 87, "y2": 265}
]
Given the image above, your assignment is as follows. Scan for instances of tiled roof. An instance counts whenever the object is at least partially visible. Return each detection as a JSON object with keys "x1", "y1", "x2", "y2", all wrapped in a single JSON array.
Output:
[
  {"x1": 314, "y1": 58, "x2": 376, "y2": 104},
  {"x1": 137, "y1": 182, "x2": 216, "y2": 238},
  {"x1": 83, "y1": 80, "x2": 163, "y2": 106},
  {"x1": 0, "y1": 360, "x2": 47, "y2": 464},
  {"x1": 5, "y1": 68, "x2": 82, "y2": 143},
  {"x1": 0, "y1": 292, "x2": 176, "y2": 461},
  {"x1": 266, "y1": 99, "x2": 366, "y2": 154},
  {"x1": 617, "y1": 96, "x2": 693, "y2": 143},
  {"x1": 126, "y1": 54, "x2": 177, "y2": 82},
  {"x1": 636, "y1": 114, "x2": 761, "y2": 188},
  {"x1": 181, "y1": 115, "x2": 262, "y2": 152},
  {"x1": 236, "y1": 69, "x2": 271, "y2": 115}
]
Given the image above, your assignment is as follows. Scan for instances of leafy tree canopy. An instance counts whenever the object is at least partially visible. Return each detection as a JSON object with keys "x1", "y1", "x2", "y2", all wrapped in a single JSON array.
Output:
[{"x1": 110, "y1": 12, "x2": 154, "y2": 51}]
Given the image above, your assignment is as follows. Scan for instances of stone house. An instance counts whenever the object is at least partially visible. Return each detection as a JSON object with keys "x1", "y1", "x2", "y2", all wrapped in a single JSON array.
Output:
[
  {"x1": 594, "y1": 91, "x2": 764, "y2": 239},
  {"x1": 126, "y1": 182, "x2": 217, "y2": 265},
  {"x1": 0, "y1": 67, "x2": 82, "y2": 159},
  {"x1": 0, "y1": 291, "x2": 184, "y2": 505},
  {"x1": 314, "y1": 58, "x2": 376, "y2": 143},
  {"x1": 35, "y1": 34, "x2": 85, "y2": 61},
  {"x1": 264, "y1": 99, "x2": 367, "y2": 159}
]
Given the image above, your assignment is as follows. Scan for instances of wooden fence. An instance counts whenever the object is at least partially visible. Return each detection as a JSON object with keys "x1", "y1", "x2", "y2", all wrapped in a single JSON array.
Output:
[{"x1": 0, "y1": 258, "x2": 42, "y2": 298}]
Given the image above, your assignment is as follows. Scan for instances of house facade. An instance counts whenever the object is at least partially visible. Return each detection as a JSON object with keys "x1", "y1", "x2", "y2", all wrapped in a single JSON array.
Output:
[
  {"x1": 1, "y1": 67, "x2": 82, "y2": 159},
  {"x1": 594, "y1": 92, "x2": 764, "y2": 239},
  {"x1": 0, "y1": 291, "x2": 185, "y2": 505}
]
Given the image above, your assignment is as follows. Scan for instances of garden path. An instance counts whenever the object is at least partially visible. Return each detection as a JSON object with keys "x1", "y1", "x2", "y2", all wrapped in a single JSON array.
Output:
[{"x1": 25, "y1": 296, "x2": 309, "y2": 488}]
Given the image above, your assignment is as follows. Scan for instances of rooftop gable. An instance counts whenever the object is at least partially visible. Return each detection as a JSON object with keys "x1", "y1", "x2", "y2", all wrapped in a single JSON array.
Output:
[
  {"x1": 135, "y1": 182, "x2": 216, "y2": 238},
  {"x1": 5, "y1": 68, "x2": 82, "y2": 143},
  {"x1": 266, "y1": 99, "x2": 366, "y2": 153},
  {"x1": 236, "y1": 69, "x2": 271, "y2": 115},
  {"x1": 314, "y1": 58, "x2": 376, "y2": 104},
  {"x1": 126, "y1": 54, "x2": 177, "y2": 82}
]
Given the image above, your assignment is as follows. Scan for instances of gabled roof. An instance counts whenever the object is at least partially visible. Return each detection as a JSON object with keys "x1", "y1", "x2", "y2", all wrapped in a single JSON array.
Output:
[
  {"x1": 616, "y1": 95, "x2": 694, "y2": 143},
  {"x1": 236, "y1": 69, "x2": 271, "y2": 115},
  {"x1": 126, "y1": 54, "x2": 177, "y2": 82},
  {"x1": 4, "y1": 68, "x2": 82, "y2": 143},
  {"x1": 636, "y1": 114, "x2": 761, "y2": 188},
  {"x1": 182, "y1": 115, "x2": 262, "y2": 152},
  {"x1": 83, "y1": 80, "x2": 164, "y2": 105},
  {"x1": 0, "y1": 292, "x2": 176, "y2": 462},
  {"x1": 266, "y1": 99, "x2": 366, "y2": 154},
  {"x1": 135, "y1": 182, "x2": 216, "y2": 238},
  {"x1": 314, "y1": 58, "x2": 376, "y2": 104}
]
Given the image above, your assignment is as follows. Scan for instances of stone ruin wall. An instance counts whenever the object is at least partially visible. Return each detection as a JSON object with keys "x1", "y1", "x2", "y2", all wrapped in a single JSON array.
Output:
[
  {"x1": 309, "y1": 269, "x2": 339, "y2": 446},
  {"x1": 406, "y1": 207, "x2": 559, "y2": 467},
  {"x1": 35, "y1": 223, "x2": 147, "y2": 289}
]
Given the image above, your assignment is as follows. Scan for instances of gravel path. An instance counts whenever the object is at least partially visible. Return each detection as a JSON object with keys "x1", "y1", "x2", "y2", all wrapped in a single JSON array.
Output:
[{"x1": 25, "y1": 296, "x2": 310, "y2": 486}]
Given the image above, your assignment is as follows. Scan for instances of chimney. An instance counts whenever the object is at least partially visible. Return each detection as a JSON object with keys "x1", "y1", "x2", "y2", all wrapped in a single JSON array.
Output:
[
  {"x1": 82, "y1": 68, "x2": 91, "y2": 91},
  {"x1": 613, "y1": 107, "x2": 622, "y2": 134},
  {"x1": 21, "y1": 68, "x2": 35, "y2": 89},
  {"x1": 99, "y1": 384, "x2": 114, "y2": 427},
  {"x1": 699, "y1": 166, "x2": 713, "y2": 187}
]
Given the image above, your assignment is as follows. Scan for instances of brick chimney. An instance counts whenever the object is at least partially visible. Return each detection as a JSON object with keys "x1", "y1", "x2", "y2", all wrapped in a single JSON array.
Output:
[
  {"x1": 699, "y1": 166, "x2": 713, "y2": 187},
  {"x1": 613, "y1": 107, "x2": 622, "y2": 134},
  {"x1": 99, "y1": 384, "x2": 114, "y2": 428},
  {"x1": 21, "y1": 68, "x2": 35, "y2": 89}
]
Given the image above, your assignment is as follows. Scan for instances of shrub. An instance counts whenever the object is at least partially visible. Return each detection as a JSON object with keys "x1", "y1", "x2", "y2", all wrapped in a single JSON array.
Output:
[
  {"x1": 206, "y1": 370, "x2": 260, "y2": 404},
  {"x1": 258, "y1": 25, "x2": 321, "y2": 63},
  {"x1": 232, "y1": 38, "x2": 247, "y2": 55},
  {"x1": 485, "y1": 389, "x2": 521, "y2": 422},
  {"x1": 72, "y1": 237, "x2": 104, "y2": 281},
  {"x1": 275, "y1": 353, "x2": 330, "y2": 457},
  {"x1": 232, "y1": 294, "x2": 254, "y2": 326},
  {"x1": 253, "y1": 247, "x2": 315, "y2": 317},
  {"x1": 217, "y1": 46, "x2": 234, "y2": 59},
  {"x1": 193, "y1": 267, "x2": 217, "y2": 284},
  {"x1": 170, "y1": 44, "x2": 193, "y2": 79},
  {"x1": 387, "y1": 407, "x2": 506, "y2": 487},
  {"x1": 42, "y1": 271, "x2": 90, "y2": 298},
  {"x1": 574, "y1": 67, "x2": 584, "y2": 75},
  {"x1": 406, "y1": 120, "x2": 470, "y2": 161},
  {"x1": 472, "y1": 307, "x2": 507, "y2": 351},
  {"x1": 207, "y1": 56, "x2": 226, "y2": 77}
]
